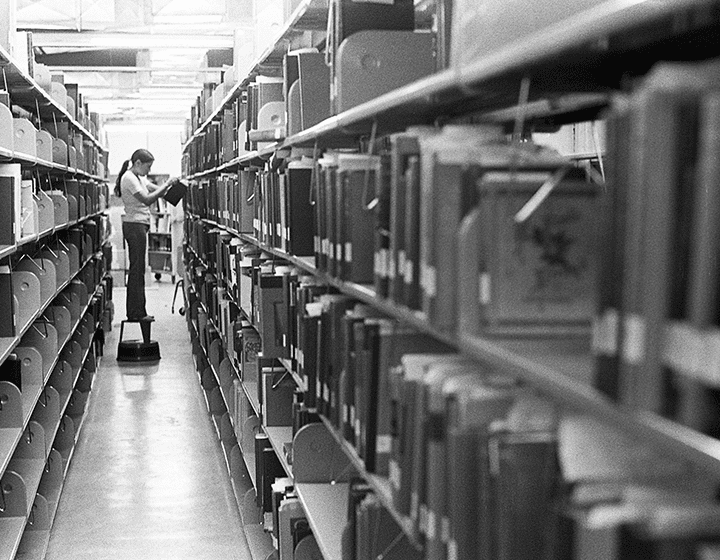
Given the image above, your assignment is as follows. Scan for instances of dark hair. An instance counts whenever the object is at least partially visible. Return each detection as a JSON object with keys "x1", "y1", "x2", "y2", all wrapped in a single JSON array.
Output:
[{"x1": 114, "y1": 149, "x2": 155, "y2": 197}]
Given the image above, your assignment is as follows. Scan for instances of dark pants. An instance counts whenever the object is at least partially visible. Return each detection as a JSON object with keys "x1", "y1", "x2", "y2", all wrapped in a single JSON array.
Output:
[{"x1": 123, "y1": 221, "x2": 149, "y2": 319}]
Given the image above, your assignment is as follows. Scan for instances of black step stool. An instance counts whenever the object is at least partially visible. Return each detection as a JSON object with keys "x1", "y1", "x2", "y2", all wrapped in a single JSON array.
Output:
[{"x1": 117, "y1": 317, "x2": 161, "y2": 362}]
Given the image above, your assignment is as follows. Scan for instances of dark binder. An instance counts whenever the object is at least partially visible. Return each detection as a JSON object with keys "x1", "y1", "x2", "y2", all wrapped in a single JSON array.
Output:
[
  {"x1": 338, "y1": 154, "x2": 378, "y2": 284},
  {"x1": 285, "y1": 164, "x2": 315, "y2": 256},
  {"x1": 163, "y1": 179, "x2": 187, "y2": 206},
  {"x1": 0, "y1": 353, "x2": 21, "y2": 389},
  {"x1": 0, "y1": 176, "x2": 16, "y2": 245}
]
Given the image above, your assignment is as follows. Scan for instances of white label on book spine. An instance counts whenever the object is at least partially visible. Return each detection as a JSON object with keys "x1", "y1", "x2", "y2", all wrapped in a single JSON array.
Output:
[
  {"x1": 376, "y1": 435, "x2": 391, "y2": 454},
  {"x1": 314, "y1": 236, "x2": 320, "y2": 253},
  {"x1": 276, "y1": 223, "x2": 281, "y2": 237},
  {"x1": 663, "y1": 321, "x2": 701, "y2": 377},
  {"x1": 323, "y1": 383, "x2": 329, "y2": 401},
  {"x1": 704, "y1": 331, "x2": 720, "y2": 386},
  {"x1": 389, "y1": 460, "x2": 401, "y2": 490},
  {"x1": 592, "y1": 308, "x2": 619, "y2": 356},
  {"x1": 404, "y1": 260, "x2": 414, "y2": 283},
  {"x1": 397, "y1": 250, "x2": 406, "y2": 275},
  {"x1": 622, "y1": 314, "x2": 646, "y2": 364},
  {"x1": 375, "y1": 249, "x2": 388, "y2": 276},
  {"x1": 343, "y1": 403, "x2": 350, "y2": 423},
  {"x1": 448, "y1": 540, "x2": 458, "y2": 560},
  {"x1": 441, "y1": 517, "x2": 450, "y2": 543},
  {"x1": 419, "y1": 505, "x2": 429, "y2": 535},
  {"x1": 410, "y1": 493, "x2": 419, "y2": 521},
  {"x1": 424, "y1": 265, "x2": 437, "y2": 297},
  {"x1": 479, "y1": 272, "x2": 491, "y2": 304},
  {"x1": 426, "y1": 510, "x2": 436, "y2": 540},
  {"x1": 387, "y1": 253, "x2": 396, "y2": 280},
  {"x1": 344, "y1": 242, "x2": 351, "y2": 262}
]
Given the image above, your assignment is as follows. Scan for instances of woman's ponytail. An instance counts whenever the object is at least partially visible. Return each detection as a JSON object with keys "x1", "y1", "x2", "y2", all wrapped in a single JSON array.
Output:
[{"x1": 114, "y1": 160, "x2": 130, "y2": 197}]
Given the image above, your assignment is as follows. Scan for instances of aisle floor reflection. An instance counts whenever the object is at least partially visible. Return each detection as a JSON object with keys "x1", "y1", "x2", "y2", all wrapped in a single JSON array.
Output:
[{"x1": 45, "y1": 281, "x2": 252, "y2": 560}]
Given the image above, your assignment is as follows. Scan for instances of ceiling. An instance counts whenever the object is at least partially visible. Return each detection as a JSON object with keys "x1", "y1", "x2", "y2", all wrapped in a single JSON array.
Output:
[{"x1": 16, "y1": 0, "x2": 266, "y2": 127}]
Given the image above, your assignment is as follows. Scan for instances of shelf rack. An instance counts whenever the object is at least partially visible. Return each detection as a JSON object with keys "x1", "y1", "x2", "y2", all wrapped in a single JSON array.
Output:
[
  {"x1": 0, "y1": 37, "x2": 110, "y2": 560},
  {"x1": 0, "y1": 44, "x2": 104, "y2": 152},
  {"x1": 180, "y1": 0, "x2": 720, "y2": 557}
]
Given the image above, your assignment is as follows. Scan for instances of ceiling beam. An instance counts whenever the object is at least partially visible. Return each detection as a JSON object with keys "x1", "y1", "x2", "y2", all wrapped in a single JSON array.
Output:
[
  {"x1": 47, "y1": 66, "x2": 224, "y2": 74},
  {"x1": 30, "y1": 31, "x2": 233, "y2": 49}
]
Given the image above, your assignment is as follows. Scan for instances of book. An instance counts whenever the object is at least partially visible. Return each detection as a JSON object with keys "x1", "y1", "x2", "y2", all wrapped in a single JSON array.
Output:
[
  {"x1": 392, "y1": 353, "x2": 461, "y2": 516},
  {"x1": 388, "y1": 127, "x2": 437, "y2": 307},
  {"x1": 679, "y1": 92, "x2": 720, "y2": 433},
  {"x1": 487, "y1": 396, "x2": 560, "y2": 560},
  {"x1": 0, "y1": 164, "x2": 21, "y2": 243},
  {"x1": 592, "y1": 100, "x2": 631, "y2": 400},
  {"x1": 402, "y1": 154, "x2": 423, "y2": 310},
  {"x1": 285, "y1": 159, "x2": 315, "y2": 256},
  {"x1": 0, "y1": 353, "x2": 20, "y2": 390},
  {"x1": 418, "y1": 126, "x2": 503, "y2": 331},
  {"x1": 337, "y1": 154, "x2": 379, "y2": 284},
  {"x1": 370, "y1": 323, "x2": 451, "y2": 477},
  {"x1": 374, "y1": 153, "x2": 392, "y2": 298},
  {"x1": 473, "y1": 165, "x2": 598, "y2": 336},
  {"x1": 409, "y1": 356, "x2": 475, "y2": 535},
  {"x1": 443, "y1": 373, "x2": 518, "y2": 560},
  {"x1": 622, "y1": 81, "x2": 689, "y2": 413}
]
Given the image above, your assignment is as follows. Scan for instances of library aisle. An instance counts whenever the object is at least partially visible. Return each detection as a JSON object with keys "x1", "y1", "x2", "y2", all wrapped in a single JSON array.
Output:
[{"x1": 43, "y1": 278, "x2": 253, "y2": 560}]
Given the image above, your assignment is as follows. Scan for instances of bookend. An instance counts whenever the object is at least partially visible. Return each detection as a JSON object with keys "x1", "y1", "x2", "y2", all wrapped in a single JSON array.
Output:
[
  {"x1": 292, "y1": 423, "x2": 355, "y2": 483},
  {"x1": 117, "y1": 317, "x2": 160, "y2": 362}
]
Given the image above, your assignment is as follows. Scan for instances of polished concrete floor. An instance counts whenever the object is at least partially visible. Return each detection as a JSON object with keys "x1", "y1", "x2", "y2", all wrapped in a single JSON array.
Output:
[{"x1": 45, "y1": 278, "x2": 253, "y2": 560}]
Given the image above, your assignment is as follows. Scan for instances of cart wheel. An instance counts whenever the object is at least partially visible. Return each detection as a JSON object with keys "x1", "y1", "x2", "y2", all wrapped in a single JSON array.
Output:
[
  {"x1": 179, "y1": 307, "x2": 186, "y2": 316},
  {"x1": 154, "y1": 273, "x2": 161, "y2": 281}
]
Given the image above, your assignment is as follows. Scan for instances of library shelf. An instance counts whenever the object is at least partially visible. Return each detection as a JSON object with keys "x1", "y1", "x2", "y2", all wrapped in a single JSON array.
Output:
[
  {"x1": 180, "y1": 0, "x2": 720, "y2": 557},
  {"x1": 0, "y1": 429, "x2": 21, "y2": 481},
  {"x1": 294, "y1": 482, "x2": 349, "y2": 560},
  {"x1": 319, "y1": 416, "x2": 420, "y2": 548},
  {"x1": 221, "y1": 225, "x2": 720, "y2": 480},
  {"x1": 0, "y1": 517, "x2": 25, "y2": 560},
  {"x1": 264, "y1": 426, "x2": 293, "y2": 476},
  {"x1": 181, "y1": 0, "x2": 329, "y2": 152},
  {"x1": 0, "y1": 45, "x2": 104, "y2": 151}
]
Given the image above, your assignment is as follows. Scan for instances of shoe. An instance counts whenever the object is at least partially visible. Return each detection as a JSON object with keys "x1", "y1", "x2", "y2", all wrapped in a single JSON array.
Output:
[{"x1": 127, "y1": 315, "x2": 155, "y2": 322}]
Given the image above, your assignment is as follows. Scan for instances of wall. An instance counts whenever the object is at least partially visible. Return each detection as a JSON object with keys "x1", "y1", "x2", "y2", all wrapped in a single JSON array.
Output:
[
  {"x1": 105, "y1": 123, "x2": 184, "y2": 178},
  {"x1": 104, "y1": 123, "x2": 184, "y2": 272}
]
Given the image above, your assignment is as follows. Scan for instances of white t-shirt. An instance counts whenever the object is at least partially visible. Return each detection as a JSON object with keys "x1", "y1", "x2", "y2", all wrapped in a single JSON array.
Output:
[{"x1": 120, "y1": 171, "x2": 152, "y2": 225}]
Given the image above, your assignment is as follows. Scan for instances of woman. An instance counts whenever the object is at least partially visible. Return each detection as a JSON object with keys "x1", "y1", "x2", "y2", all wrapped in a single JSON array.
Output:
[{"x1": 115, "y1": 149, "x2": 177, "y2": 321}]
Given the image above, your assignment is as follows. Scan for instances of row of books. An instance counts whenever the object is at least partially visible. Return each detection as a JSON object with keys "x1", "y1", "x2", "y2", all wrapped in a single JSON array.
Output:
[
  {"x1": 183, "y1": 219, "x2": 720, "y2": 560},
  {"x1": 184, "y1": 77, "x2": 289, "y2": 176},
  {"x1": 6, "y1": 32, "x2": 104, "y2": 146},
  {"x1": 183, "y1": 0, "x2": 443, "y2": 176},
  {"x1": 187, "y1": 122, "x2": 601, "y2": 337},
  {"x1": 0, "y1": 98, "x2": 106, "y2": 176},
  {"x1": 0, "y1": 290, "x2": 106, "y2": 540},
  {"x1": 187, "y1": 70, "x2": 236, "y2": 139},
  {"x1": 0, "y1": 249, "x2": 111, "y2": 390},
  {"x1": 592, "y1": 59, "x2": 720, "y2": 438},
  {"x1": 42, "y1": 76, "x2": 103, "y2": 142},
  {"x1": 0, "y1": 215, "x2": 110, "y2": 340},
  {"x1": 0, "y1": 164, "x2": 108, "y2": 247}
]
